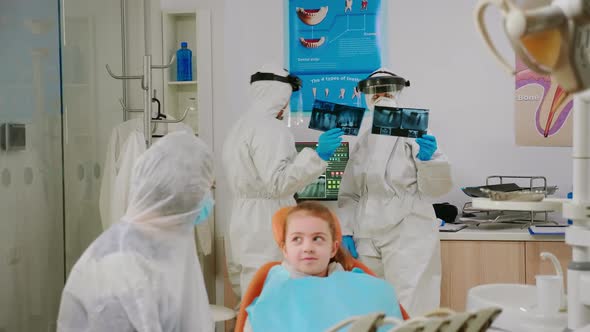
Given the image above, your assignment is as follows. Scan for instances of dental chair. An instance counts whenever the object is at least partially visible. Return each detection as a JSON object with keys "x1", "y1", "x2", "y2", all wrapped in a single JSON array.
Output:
[{"x1": 234, "y1": 259, "x2": 411, "y2": 332}]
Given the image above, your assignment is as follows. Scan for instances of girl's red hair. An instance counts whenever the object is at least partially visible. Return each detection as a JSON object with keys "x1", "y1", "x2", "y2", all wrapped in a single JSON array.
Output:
[{"x1": 272, "y1": 201, "x2": 355, "y2": 270}]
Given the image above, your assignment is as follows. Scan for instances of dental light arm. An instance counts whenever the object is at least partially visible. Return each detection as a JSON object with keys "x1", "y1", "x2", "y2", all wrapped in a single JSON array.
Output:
[{"x1": 474, "y1": 0, "x2": 590, "y2": 329}]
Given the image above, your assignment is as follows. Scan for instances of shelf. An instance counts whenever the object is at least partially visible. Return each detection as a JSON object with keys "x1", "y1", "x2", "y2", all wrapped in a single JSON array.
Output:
[
  {"x1": 472, "y1": 197, "x2": 567, "y2": 212},
  {"x1": 161, "y1": 9, "x2": 212, "y2": 142},
  {"x1": 168, "y1": 80, "x2": 197, "y2": 85}
]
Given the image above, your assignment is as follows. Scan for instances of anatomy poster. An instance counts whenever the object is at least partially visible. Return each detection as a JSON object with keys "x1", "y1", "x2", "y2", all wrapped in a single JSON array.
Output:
[
  {"x1": 515, "y1": 58, "x2": 573, "y2": 146},
  {"x1": 285, "y1": 0, "x2": 385, "y2": 112}
]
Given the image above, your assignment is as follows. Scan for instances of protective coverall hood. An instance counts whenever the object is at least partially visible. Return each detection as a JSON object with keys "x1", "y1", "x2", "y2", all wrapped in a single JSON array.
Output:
[
  {"x1": 124, "y1": 131, "x2": 214, "y2": 227},
  {"x1": 248, "y1": 63, "x2": 293, "y2": 119}
]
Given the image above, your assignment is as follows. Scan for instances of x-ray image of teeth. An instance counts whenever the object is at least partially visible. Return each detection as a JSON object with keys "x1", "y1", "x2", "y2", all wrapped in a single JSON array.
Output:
[
  {"x1": 296, "y1": 175, "x2": 327, "y2": 199},
  {"x1": 309, "y1": 99, "x2": 365, "y2": 136},
  {"x1": 372, "y1": 106, "x2": 429, "y2": 138},
  {"x1": 373, "y1": 107, "x2": 402, "y2": 129},
  {"x1": 339, "y1": 88, "x2": 345, "y2": 99},
  {"x1": 325, "y1": 88, "x2": 330, "y2": 98},
  {"x1": 402, "y1": 109, "x2": 429, "y2": 131}
]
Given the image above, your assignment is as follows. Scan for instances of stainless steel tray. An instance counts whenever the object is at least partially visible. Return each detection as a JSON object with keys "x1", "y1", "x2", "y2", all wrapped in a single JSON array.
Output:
[{"x1": 480, "y1": 188, "x2": 546, "y2": 202}]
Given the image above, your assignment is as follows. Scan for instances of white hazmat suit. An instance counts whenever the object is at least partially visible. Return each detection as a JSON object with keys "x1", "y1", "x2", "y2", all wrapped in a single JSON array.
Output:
[
  {"x1": 57, "y1": 132, "x2": 214, "y2": 332},
  {"x1": 222, "y1": 64, "x2": 328, "y2": 298},
  {"x1": 338, "y1": 91, "x2": 453, "y2": 316}
]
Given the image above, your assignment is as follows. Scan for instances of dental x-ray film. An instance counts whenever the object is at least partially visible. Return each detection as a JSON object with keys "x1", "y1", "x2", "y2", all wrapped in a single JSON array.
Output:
[
  {"x1": 309, "y1": 100, "x2": 365, "y2": 136},
  {"x1": 372, "y1": 106, "x2": 429, "y2": 138}
]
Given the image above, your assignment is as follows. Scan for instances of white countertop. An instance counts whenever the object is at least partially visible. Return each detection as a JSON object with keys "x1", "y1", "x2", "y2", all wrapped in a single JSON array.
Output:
[{"x1": 439, "y1": 223, "x2": 565, "y2": 241}]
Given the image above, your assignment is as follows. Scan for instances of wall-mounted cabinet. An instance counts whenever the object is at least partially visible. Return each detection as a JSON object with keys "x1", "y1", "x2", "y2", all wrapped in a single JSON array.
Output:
[{"x1": 161, "y1": 9, "x2": 212, "y2": 144}]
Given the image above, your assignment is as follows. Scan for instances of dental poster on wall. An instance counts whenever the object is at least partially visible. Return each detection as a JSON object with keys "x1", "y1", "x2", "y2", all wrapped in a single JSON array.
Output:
[
  {"x1": 293, "y1": 73, "x2": 367, "y2": 112},
  {"x1": 285, "y1": 0, "x2": 385, "y2": 112},
  {"x1": 515, "y1": 58, "x2": 574, "y2": 147}
]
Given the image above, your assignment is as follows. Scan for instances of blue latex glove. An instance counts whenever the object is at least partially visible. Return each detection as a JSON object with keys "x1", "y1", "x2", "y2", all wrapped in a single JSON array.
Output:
[
  {"x1": 416, "y1": 134, "x2": 438, "y2": 161},
  {"x1": 341, "y1": 235, "x2": 358, "y2": 258},
  {"x1": 316, "y1": 128, "x2": 343, "y2": 161}
]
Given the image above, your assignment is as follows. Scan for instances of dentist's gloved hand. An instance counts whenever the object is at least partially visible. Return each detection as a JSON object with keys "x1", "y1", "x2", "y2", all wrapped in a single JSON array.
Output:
[
  {"x1": 416, "y1": 134, "x2": 438, "y2": 161},
  {"x1": 341, "y1": 235, "x2": 358, "y2": 258},
  {"x1": 316, "y1": 128, "x2": 343, "y2": 161}
]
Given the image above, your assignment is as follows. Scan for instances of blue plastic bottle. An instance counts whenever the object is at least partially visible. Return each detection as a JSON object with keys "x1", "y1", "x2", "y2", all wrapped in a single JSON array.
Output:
[
  {"x1": 176, "y1": 42, "x2": 192, "y2": 81},
  {"x1": 568, "y1": 192, "x2": 573, "y2": 224}
]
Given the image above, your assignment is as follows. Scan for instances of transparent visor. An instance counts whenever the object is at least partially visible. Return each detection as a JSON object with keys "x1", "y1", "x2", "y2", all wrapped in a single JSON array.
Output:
[
  {"x1": 286, "y1": 92, "x2": 306, "y2": 128},
  {"x1": 360, "y1": 82, "x2": 407, "y2": 95}
]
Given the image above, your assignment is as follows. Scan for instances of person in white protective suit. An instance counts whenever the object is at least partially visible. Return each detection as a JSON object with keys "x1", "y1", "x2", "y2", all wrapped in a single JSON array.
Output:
[
  {"x1": 98, "y1": 118, "x2": 213, "y2": 259},
  {"x1": 57, "y1": 132, "x2": 215, "y2": 332},
  {"x1": 337, "y1": 69, "x2": 453, "y2": 316},
  {"x1": 222, "y1": 63, "x2": 344, "y2": 299}
]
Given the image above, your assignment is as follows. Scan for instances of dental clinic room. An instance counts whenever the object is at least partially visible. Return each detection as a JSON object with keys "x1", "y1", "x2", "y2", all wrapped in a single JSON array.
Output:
[{"x1": 3, "y1": 0, "x2": 590, "y2": 331}]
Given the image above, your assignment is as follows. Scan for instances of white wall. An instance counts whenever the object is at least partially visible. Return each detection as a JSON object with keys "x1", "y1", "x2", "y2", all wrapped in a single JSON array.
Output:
[
  {"x1": 383, "y1": 1, "x2": 571, "y2": 207},
  {"x1": 220, "y1": 0, "x2": 289, "y2": 235},
  {"x1": 220, "y1": 0, "x2": 573, "y2": 216}
]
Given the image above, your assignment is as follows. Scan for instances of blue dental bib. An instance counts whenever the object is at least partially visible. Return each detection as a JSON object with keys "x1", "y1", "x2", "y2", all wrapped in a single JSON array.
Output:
[{"x1": 246, "y1": 265, "x2": 402, "y2": 331}]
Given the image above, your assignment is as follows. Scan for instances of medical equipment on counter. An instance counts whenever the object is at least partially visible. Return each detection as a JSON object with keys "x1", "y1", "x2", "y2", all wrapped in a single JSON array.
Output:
[
  {"x1": 439, "y1": 223, "x2": 469, "y2": 232},
  {"x1": 460, "y1": 175, "x2": 559, "y2": 227},
  {"x1": 480, "y1": 188, "x2": 547, "y2": 202},
  {"x1": 528, "y1": 224, "x2": 568, "y2": 235},
  {"x1": 474, "y1": 0, "x2": 590, "y2": 328},
  {"x1": 462, "y1": 176, "x2": 558, "y2": 199}
]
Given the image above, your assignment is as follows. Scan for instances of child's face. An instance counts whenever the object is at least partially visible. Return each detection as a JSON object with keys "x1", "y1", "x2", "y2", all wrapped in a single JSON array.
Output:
[{"x1": 282, "y1": 212, "x2": 339, "y2": 277}]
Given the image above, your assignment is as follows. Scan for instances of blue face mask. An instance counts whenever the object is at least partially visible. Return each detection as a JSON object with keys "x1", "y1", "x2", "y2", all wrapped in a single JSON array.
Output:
[{"x1": 194, "y1": 191, "x2": 214, "y2": 225}]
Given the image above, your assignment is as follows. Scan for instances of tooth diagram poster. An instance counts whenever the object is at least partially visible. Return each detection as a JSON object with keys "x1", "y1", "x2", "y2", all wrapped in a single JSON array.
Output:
[
  {"x1": 285, "y1": 0, "x2": 386, "y2": 112},
  {"x1": 515, "y1": 57, "x2": 574, "y2": 147}
]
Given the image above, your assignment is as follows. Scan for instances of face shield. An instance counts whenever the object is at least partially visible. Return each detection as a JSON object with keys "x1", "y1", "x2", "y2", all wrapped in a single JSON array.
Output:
[
  {"x1": 250, "y1": 72, "x2": 302, "y2": 92},
  {"x1": 358, "y1": 70, "x2": 410, "y2": 111}
]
